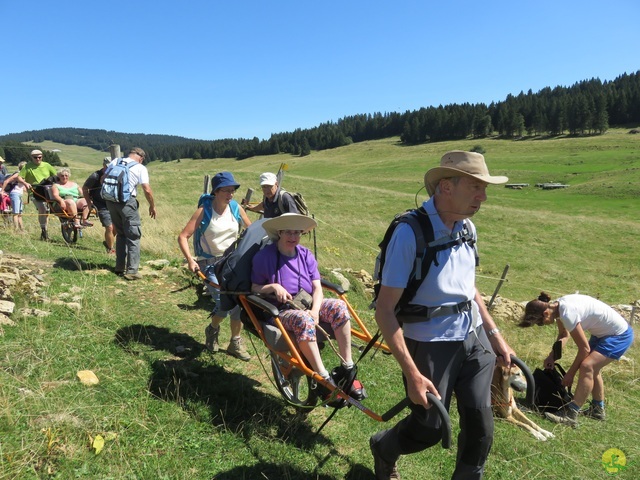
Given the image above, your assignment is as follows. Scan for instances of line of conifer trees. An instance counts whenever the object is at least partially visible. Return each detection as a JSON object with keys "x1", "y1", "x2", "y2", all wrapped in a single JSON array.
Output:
[{"x1": 1, "y1": 72, "x2": 638, "y2": 165}]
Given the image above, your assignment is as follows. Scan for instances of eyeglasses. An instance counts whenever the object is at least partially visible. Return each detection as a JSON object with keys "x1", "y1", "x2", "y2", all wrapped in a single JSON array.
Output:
[
  {"x1": 59, "y1": 174, "x2": 69, "y2": 178},
  {"x1": 280, "y1": 230, "x2": 303, "y2": 237},
  {"x1": 32, "y1": 156, "x2": 43, "y2": 159}
]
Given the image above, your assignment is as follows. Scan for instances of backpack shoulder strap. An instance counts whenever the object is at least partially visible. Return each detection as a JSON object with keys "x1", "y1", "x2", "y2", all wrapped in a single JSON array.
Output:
[
  {"x1": 397, "y1": 207, "x2": 435, "y2": 306},
  {"x1": 276, "y1": 189, "x2": 287, "y2": 213},
  {"x1": 229, "y1": 199, "x2": 241, "y2": 223},
  {"x1": 194, "y1": 194, "x2": 214, "y2": 258},
  {"x1": 197, "y1": 194, "x2": 214, "y2": 231}
]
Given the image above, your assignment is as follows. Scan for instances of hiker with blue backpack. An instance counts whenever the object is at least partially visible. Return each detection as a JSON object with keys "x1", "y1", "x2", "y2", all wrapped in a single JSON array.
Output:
[
  {"x1": 102, "y1": 147, "x2": 157, "y2": 281},
  {"x1": 369, "y1": 151, "x2": 514, "y2": 480},
  {"x1": 177, "y1": 171, "x2": 252, "y2": 361}
]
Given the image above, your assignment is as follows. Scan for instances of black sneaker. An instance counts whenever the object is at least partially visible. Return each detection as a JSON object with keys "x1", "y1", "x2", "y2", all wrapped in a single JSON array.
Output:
[
  {"x1": 582, "y1": 402, "x2": 605, "y2": 420},
  {"x1": 40, "y1": 229, "x2": 48, "y2": 241},
  {"x1": 331, "y1": 365, "x2": 367, "y2": 400},
  {"x1": 370, "y1": 435, "x2": 400, "y2": 479}
]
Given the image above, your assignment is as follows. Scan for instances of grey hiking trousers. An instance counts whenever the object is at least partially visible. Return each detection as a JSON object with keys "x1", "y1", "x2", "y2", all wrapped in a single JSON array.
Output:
[
  {"x1": 372, "y1": 326, "x2": 496, "y2": 480},
  {"x1": 106, "y1": 197, "x2": 142, "y2": 274}
]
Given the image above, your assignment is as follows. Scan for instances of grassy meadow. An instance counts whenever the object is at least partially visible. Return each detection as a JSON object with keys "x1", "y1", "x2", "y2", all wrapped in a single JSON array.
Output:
[{"x1": 1, "y1": 129, "x2": 639, "y2": 479}]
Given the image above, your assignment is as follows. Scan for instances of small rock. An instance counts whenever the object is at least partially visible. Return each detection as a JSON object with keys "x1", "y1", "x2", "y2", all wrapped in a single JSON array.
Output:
[
  {"x1": 77, "y1": 370, "x2": 99, "y2": 386},
  {"x1": 0, "y1": 313, "x2": 16, "y2": 326}
]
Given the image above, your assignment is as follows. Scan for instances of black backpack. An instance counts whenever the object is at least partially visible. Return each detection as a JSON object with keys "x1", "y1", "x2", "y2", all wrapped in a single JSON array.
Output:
[
  {"x1": 371, "y1": 207, "x2": 478, "y2": 312},
  {"x1": 532, "y1": 363, "x2": 573, "y2": 413},
  {"x1": 213, "y1": 218, "x2": 271, "y2": 312}
]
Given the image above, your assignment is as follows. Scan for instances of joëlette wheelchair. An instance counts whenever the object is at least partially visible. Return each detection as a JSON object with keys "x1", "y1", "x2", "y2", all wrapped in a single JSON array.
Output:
[
  {"x1": 31, "y1": 176, "x2": 96, "y2": 244},
  {"x1": 197, "y1": 271, "x2": 453, "y2": 446}
]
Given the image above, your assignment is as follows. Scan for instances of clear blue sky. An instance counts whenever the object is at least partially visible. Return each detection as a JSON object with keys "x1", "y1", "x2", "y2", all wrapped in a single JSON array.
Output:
[{"x1": 2, "y1": 0, "x2": 638, "y2": 141}]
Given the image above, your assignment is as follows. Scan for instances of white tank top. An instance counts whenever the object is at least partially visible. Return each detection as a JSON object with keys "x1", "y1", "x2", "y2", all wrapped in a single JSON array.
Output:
[{"x1": 197, "y1": 204, "x2": 239, "y2": 258}]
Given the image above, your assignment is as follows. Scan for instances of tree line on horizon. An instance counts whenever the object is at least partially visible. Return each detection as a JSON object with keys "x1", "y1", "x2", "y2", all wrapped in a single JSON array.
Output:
[{"x1": 1, "y1": 71, "x2": 638, "y2": 165}]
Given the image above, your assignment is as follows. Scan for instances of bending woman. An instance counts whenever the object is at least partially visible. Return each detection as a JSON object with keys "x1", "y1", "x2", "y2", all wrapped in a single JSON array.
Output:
[
  {"x1": 251, "y1": 213, "x2": 364, "y2": 400},
  {"x1": 520, "y1": 292, "x2": 633, "y2": 426},
  {"x1": 178, "y1": 171, "x2": 252, "y2": 361}
]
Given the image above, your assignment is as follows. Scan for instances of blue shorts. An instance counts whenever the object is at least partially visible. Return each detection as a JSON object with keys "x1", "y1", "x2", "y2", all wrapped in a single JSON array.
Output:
[
  {"x1": 10, "y1": 192, "x2": 24, "y2": 214},
  {"x1": 589, "y1": 326, "x2": 634, "y2": 360}
]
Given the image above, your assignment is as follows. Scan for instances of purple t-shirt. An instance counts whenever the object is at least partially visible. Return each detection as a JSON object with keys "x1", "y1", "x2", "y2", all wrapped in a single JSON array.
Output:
[{"x1": 251, "y1": 243, "x2": 320, "y2": 300}]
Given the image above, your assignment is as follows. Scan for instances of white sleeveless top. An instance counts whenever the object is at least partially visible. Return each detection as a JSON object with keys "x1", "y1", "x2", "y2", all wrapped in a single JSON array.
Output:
[{"x1": 196, "y1": 204, "x2": 239, "y2": 259}]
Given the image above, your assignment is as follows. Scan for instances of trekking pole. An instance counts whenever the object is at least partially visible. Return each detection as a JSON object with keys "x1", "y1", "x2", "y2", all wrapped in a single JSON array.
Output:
[
  {"x1": 312, "y1": 213, "x2": 318, "y2": 260},
  {"x1": 243, "y1": 188, "x2": 254, "y2": 204},
  {"x1": 488, "y1": 264, "x2": 509, "y2": 309},
  {"x1": 203, "y1": 175, "x2": 210, "y2": 194}
]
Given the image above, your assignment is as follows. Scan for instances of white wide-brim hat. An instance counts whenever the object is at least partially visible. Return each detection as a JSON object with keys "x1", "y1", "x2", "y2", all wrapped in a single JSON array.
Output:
[
  {"x1": 424, "y1": 150, "x2": 508, "y2": 196},
  {"x1": 262, "y1": 213, "x2": 317, "y2": 241}
]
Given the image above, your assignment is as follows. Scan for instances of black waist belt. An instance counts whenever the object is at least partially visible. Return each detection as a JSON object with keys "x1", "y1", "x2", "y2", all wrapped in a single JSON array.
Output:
[{"x1": 397, "y1": 300, "x2": 473, "y2": 324}]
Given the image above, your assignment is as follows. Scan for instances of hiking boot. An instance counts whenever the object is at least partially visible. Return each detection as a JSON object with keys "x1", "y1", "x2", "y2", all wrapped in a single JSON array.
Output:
[
  {"x1": 227, "y1": 336, "x2": 251, "y2": 361},
  {"x1": 123, "y1": 273, "x2": 143, "y2": 281},
  {"x1": 205, "y1": 325, "x2": 220, "y2": 353},
  {"x1": 370, "y1": 435, "x2": 400, "y2": 480},
  {"x1": 544, "y1": 407, "x2": 579, "y2": 427},
  {"x1": 582, "y1": 402, "x2": 606, "y2": 420}
]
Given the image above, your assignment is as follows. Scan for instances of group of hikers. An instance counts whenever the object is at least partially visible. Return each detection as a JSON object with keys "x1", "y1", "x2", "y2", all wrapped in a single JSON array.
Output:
[
  {"x1": 3, "y1": 147, "x2": 633, "y2": 480},
  {"x1": 0, "y1": 150, "x2": 112, "y2": 248},
  {"x1": 172, "y1": 150, "x2": 632, "y2": 480}
]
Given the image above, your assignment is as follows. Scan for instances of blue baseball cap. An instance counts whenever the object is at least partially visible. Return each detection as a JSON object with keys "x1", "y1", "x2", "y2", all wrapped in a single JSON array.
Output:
[{"x1": 211, "y1": 171, "x2": 240, "y2": 192}]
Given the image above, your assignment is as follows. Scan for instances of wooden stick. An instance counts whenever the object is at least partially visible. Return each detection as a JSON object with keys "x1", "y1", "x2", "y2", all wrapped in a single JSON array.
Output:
[{"x1": 488, "y1": 264, "x2": 510, "y2": 309}]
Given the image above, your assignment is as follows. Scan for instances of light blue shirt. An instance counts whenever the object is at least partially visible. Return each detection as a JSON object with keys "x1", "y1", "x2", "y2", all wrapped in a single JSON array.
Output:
[{"x1": 381, "y1": 198, "x2": 480, "y2": 342}]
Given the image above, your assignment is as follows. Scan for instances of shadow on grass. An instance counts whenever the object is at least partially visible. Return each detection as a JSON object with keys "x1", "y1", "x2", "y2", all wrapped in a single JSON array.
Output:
[
  {"x1": 211, "y1": 461, "x2": 373, "y2": 479},
  {"x1": 53, "y1": 256, "x2": 113, "y2": 272},
  {"x1": 176, "y1": 286, "x2": 213, "y2": 312},
  {"x1": 113, "y1": 323, "x2": 334, "y2": 452}
]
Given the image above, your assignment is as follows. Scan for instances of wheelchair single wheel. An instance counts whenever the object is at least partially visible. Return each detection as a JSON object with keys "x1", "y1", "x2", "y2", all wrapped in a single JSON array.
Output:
[
  {"x1": 270, "y1": 352, "x2": 318, "y2": 411},
  {"x1": 60, "y1": 219, "x2": 78, "y2": 244}
]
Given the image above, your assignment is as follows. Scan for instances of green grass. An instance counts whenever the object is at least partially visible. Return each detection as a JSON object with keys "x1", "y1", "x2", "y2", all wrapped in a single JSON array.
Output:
[{"x1": 1, "y1": 129, "x2": 639, "y2": 479}]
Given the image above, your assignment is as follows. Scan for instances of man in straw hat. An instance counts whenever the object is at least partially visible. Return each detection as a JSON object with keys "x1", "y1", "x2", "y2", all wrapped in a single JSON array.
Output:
[
  {"x1": 251, "y1": 213, "x2": 365, "y2": 401},
  {"x1": 370, "y1": 151, "x2": 514, "y2": 480}
]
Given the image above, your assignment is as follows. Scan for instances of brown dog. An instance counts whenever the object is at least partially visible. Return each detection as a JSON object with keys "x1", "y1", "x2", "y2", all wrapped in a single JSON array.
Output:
[{"x1": 491, "y1": 364, "x2": 555, "y2": 441}]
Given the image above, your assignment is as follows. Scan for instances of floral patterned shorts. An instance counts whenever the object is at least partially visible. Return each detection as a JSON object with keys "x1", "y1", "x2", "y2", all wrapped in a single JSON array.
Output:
[{"x1": 280, "y1": 298, "x2": 350, "y2": 342}]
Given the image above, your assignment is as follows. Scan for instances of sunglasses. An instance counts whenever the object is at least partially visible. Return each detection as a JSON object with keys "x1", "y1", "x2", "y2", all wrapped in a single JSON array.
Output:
[{"x1": 32, "y1": 156, "x2": 43, "y2": 159}]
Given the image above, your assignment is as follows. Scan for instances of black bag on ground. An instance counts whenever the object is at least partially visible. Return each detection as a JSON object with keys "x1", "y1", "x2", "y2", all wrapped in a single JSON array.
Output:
[{"x1": 533, "y1": 363, "x2": 573, "y2": 413}]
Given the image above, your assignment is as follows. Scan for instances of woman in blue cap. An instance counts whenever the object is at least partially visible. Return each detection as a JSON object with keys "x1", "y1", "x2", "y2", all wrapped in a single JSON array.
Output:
[{"x1": 178, "y1": 171, "x2": 252, "y2": 361}]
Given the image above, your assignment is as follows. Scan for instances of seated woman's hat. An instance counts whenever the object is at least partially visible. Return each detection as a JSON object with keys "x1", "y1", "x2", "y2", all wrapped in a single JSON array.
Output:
[
  {"x1": 211, "y1": 171, "x2": 241, "y2": 192},
  {"x1": 424, "y1": 150, "x2": 508, "y2": 196},
  {"x1": 263, "y1": 213, "x2": 317, "y2": 241}
]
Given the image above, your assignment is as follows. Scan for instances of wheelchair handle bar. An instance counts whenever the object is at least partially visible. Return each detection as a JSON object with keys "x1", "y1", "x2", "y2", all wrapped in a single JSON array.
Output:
[{"x1": 381, "y1": 393, "x2": 451, "y2": 449}]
